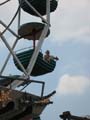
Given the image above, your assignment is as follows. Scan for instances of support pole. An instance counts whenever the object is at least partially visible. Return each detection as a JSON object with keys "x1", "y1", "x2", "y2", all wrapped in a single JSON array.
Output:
[
  {"x1": 24, "y1": 0, "x2": 49, "y2": 25},
  {"x1": 46, "y1": 0, "x2": 50, "y2": 25},
  {"x1": 0, "y1": 38, "x2": 19, "y2": 75},
  {"x1": 26, "y1": 25, "x2": 49, "y2": 76},
  {"x1": 26, "y1": 0, "x2": 50, "y2": 76},
  {"x1": 18, "y1": 1, "x2": 21, "y2": 29},
  {"x1": 0, "y1": 20, "x2": 18, "y2": 38},
  {"x1": 0, "y1": 34, "x2": 28, "y2": 76}
]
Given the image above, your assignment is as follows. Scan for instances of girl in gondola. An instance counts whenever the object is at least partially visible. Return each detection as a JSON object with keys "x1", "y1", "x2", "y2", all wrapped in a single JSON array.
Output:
[{"x1": 43, "y1": 50, "x2": 59, "y2": 62}]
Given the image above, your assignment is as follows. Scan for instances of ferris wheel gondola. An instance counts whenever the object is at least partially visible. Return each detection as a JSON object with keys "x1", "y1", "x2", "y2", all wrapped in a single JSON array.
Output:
[
  {"x1": 13, "y1": 48, "x2": 56, "y2": 76},
  {"x1": 18, "y1": 0, "x2": 58, "y2": 17},
  {"x1": 18, "y1": 22, "x2": 50, "y2": 48}
]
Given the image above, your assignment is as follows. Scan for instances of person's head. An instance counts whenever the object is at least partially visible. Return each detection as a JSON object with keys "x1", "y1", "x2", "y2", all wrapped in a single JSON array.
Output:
[{"x1": 45, "y1": 50, "x2": 50, "y2": 54}]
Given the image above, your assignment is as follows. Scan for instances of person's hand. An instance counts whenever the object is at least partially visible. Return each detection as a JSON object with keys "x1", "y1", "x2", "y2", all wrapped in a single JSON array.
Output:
[{"x1": 55, "y1": 56, "x2": 59, "y2": 60}]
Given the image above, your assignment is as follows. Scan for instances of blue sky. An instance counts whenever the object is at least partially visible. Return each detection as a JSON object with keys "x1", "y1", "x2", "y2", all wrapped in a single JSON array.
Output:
[{"x1": 0, "y1": 0, "x2": 90, "y2": 120}]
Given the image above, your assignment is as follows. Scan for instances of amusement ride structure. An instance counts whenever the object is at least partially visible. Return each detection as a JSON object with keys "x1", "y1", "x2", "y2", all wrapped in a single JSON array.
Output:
[
  {"x1": 60, "y1": 111, "x2": 90, "y2": 120},
  {"x1": 0, "y1": 0, "x2": 58, "y2": 119}
]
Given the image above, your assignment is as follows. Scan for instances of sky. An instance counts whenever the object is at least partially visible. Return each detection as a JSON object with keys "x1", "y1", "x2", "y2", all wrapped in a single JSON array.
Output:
[{"x1": 0, "y1": 0, "x2": 90, "y2": 120}]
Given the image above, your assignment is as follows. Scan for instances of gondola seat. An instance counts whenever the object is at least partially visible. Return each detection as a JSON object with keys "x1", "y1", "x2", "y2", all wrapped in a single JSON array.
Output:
[{"x1": 13, "y1": 49, "x2": 56, "y2": 76}]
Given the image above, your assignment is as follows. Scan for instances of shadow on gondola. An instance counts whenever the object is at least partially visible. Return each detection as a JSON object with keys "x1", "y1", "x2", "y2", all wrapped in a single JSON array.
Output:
[
  {"x1": 13, "y1": 22, "x2": 57, "y2": 76},
  {"x1": 18, "y1": 0, "x2": 58, "y2": 17}
]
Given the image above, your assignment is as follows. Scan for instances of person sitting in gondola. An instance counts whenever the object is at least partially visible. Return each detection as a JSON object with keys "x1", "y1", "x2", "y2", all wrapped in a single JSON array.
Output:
[{"x1": 43, "y1": 50, "x2": 59, "y2": 62}]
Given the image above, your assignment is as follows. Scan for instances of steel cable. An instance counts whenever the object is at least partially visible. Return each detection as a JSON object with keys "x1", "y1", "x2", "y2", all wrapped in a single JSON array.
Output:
[
  {"x1": 0, "y1": 1, "x2": 22, "y2": 37},
  {"x1": 0, "y1": 0, "x2": 11, "y2": 6}
]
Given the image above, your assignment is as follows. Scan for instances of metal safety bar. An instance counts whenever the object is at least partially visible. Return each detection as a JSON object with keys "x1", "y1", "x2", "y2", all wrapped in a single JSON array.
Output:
[
  {"x1": 0, "y1": 20, "x2": 19, "y2": 38},
  {"x1": 0, "y1": 75, "x2": 45, "y2": 97}
]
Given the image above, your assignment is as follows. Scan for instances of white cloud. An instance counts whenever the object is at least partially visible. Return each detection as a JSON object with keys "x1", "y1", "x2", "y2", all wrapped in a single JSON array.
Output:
[
  {"x1": 56, "y1": 74, "x2": 90, "y2": 95},
  {"x1": 51, "y1": 0, "x2": 90, "y2": 44},
  {"x1": 0, "y1": 0, "x2": 18, "y2": 23}
]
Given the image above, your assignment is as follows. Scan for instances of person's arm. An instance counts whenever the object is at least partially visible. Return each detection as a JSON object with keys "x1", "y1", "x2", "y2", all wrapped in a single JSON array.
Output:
[{"x1": 54, "y1": 56, "x2": 59, "y2": 60}]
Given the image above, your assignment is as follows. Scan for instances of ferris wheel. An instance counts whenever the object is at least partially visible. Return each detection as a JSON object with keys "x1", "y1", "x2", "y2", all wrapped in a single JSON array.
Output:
[
  {"x1": 0, "y1": 0, "x2": 58, "y2": 89},
  {"x1": 0, "y1": 0, "x2": 58, "y2": 119}
]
